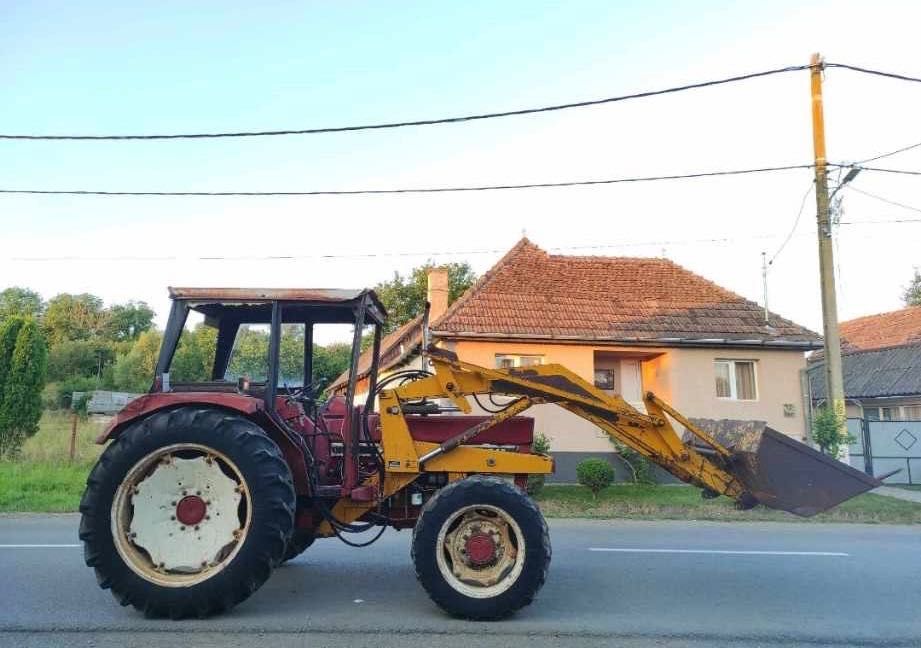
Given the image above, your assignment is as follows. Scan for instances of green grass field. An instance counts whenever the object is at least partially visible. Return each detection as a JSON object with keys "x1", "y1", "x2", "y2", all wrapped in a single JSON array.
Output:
[
  {"x1": 3, "y1": 414, "x2": 921, "y2": 523},
  {"x1": 0, "y1": 412, "x2": 105, "y2": 513}
]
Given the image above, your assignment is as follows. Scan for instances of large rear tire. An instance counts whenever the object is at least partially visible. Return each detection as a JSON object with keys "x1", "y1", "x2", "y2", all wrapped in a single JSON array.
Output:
[
  {"x1": 282, "y1": 529, "x2": 315, "y2": 563},
  {"x1": 79, "y1": 407, "x2": 295, "y2": 618},
  {"x1": 411, "y1": 475, "x2": 551, "y2": 620}
]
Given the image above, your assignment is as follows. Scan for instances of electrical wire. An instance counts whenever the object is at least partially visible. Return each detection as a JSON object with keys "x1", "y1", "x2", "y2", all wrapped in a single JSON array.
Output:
[
  {"x1": 846, "y1": 186, "x2": 921, "y2": 214},
  {"x1": 852, "y1": 140, "x2": 921, "y2": 165},
  {"x1": 0, "y1": 163, "x2": 813, "y2": 197},
  {"x1": 767, "y1": 181, "x2": 814, "y2": 266},
  {"x1": 0, "y1": 65, "x2": 810, "y2": 141},
  {"x1": 825, "y1": 62, "x2": 921, "y2": 84}
]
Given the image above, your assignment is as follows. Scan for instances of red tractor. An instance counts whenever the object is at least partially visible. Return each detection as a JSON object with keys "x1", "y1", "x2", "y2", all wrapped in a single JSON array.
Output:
[{"x1": 80, "y1": 287, "x2": 879, "y2": 619}]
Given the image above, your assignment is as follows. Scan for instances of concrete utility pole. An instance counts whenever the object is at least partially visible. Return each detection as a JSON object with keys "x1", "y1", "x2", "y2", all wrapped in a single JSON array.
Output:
[{"x1": 809, "y1": 53, "x2": 849, "y2": 462}]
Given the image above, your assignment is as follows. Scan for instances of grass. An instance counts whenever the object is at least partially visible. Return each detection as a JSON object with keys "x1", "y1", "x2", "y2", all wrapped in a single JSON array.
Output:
[
  {"x1": 894, "y1": 485, "x2": 921, "y2": 491},
  {"x1": 535, "y1": 483, "x2": 921, "y2": 524},
  {"x1": 0, "y1": 412, "x2": 106, "y2": 513},
  {"x1": 3, "y1": 413, "x2": 920, "y2": 522}
]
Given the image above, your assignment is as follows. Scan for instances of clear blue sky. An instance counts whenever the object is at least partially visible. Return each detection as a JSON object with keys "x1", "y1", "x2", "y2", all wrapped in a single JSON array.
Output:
[{"x1": 2, "y1": 1, "x2": 919, "y2": 339}]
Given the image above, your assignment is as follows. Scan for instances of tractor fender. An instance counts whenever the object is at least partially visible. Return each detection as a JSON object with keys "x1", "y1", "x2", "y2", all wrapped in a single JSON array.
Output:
[
  {"x1": 97, "y1": 392, "x2": 311, "y2": 496},
  {"x1": 96, "y1": 392, "x2": 264, "y2": 444}
]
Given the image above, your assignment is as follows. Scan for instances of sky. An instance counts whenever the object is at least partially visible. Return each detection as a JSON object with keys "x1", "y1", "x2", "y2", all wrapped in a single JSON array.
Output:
[{"x1": 2, "y1": 1, "x2": 920, "y2": 344}]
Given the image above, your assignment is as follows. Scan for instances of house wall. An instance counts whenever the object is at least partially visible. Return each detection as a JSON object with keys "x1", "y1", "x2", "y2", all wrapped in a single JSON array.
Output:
[
  {"x1": 450, "y1": 339, "x2": 809, "y2": 453},
  {"x1": 663, "y1": 347, "x2": 809, "y2": 439}
]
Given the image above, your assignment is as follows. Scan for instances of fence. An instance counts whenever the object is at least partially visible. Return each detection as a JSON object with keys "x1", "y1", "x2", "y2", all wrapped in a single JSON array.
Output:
[
  {"x1": 71, "y1": 390, "x2": 141, "y2": 416},
  {"x1": 847, "y1": 418, "x2": 921, "y2": 485}
]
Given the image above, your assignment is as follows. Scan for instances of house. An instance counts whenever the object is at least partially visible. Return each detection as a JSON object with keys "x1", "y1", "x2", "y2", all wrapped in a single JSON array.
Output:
[
  {"x1": 809, "y1": 307, "x2": 921, "y2": 421},
  {"x1": 334, "y1": 239, "x2": 822, "y2": 480}
]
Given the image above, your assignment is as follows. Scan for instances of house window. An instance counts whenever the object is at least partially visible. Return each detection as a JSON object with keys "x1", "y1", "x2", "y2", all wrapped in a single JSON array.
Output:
[
  {"x1": 594, "y1": 369, "x2": 616, "y2": 391},
  {"x1": 904, "y1": 405, "x2": 921, "y2": 420},
  {"x1": 714, "y1": 360, "x2": 757, "y2": 400},
  {"x1": 495, "y1": 354, "x2": 543, "y2": 369}
]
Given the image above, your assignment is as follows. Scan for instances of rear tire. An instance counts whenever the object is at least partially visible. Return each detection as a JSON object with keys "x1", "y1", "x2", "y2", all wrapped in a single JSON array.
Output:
[
  {"x1": 79, "y1": 407, "x2": 295, "y2": 618},
  {"x1": 411, "y1": 475, "x2": 551, "y2": 620},
  {"x1": 282, "y1": 529, "x2": 315, "y2": 563}
]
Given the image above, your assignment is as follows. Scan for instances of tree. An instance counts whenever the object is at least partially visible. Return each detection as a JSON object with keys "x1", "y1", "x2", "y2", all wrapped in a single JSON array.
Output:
[
  {"x1": 0, "y1": 318, "x2": 26, "y2": 413},
  {"x1": 104, "y1": 301, "x2": 155, "y2": 341},
  {"x1": 43, "y1": 293, "x2": 106, "y2": 345},
  {"x1": 113, "y1": 330, "x2": 162, "y2": 393},
  {"x1": 374, "y1": 262, "x2": 477, "y2": 333},
  {"x1": 0, "y1": 287, "x2": 44, "y2": 323},
  {"x1": 172, "y1": 324, "x2": 218, "y2": 383},
  {"x1": 903, "y1": 267, "x2": 921, "y2": 307},
  {"x1": 0, "y1": 318, "x2": 48, "y2": 459},
  {"x1": 313, "y1": 342, "x2": 351, "y2": 392},
  {"x1": 46, "y1": 338, "x2": 118, "y2": 382}
]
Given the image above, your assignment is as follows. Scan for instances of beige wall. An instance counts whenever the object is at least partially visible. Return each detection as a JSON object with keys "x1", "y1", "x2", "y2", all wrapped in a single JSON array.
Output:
[
  {"x1": 662, "y1": 348, "x2": 808, "y2": 439},
  {"x1": 449, "y1": 339, "x2": 809, "y2": 450}
]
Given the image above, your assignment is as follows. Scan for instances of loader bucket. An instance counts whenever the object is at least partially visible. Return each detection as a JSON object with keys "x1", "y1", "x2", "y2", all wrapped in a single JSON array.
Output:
[{"x1": 689, "y1": 419, "x2": 882, "y2": 517}]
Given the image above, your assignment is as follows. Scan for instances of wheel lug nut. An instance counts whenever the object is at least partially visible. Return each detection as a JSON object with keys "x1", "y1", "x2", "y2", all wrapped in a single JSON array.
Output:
[
  {"x1": 180, "y1": 526, "x2": 186, "y2": 531},
  {"x1": 170, "y1": 515, "x2": 176, "y2": 521},
  {"x1": 170, "y1": 501, "x2": 177, "y2": 506}
]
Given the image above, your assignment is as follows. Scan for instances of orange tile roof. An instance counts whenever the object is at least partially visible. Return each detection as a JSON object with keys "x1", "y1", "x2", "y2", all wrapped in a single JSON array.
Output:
[
  {"x1": 431, "y1": 238, "x2": 820, "y2": 347},
  {"x1": 839, "y1": 306, "x2": 921, "y2": 351}
]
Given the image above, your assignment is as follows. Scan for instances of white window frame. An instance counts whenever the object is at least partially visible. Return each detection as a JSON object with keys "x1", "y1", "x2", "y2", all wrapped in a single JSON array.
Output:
[
  {"x1": 714, "y1": 359, "x2": 758, "y2": 401},
  {"x1": 495, "y1": 354, "x2": 544, "y2": 369}
]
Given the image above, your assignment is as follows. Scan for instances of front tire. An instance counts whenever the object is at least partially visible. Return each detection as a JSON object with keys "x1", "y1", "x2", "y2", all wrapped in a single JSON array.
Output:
[
  {"x1": 411, "y1": 475, "x2": 551, "y2": 620},
  {"x1": 79, "y1": 407, "x2": 295, "y2": 618}
]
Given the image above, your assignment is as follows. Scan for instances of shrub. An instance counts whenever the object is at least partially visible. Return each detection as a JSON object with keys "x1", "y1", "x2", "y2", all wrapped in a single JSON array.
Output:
[
  {"x1": 54, "y1": 376, "x2": 99, "y2": 410},
  {"x1": 576, "y1": 458, "x2": 615, "y2": 499},
  {"x1": 812, "y1": 406, "x2": 855, "y2": 458},
  {"x1": 527, "y1": 432, "x2": 551, "y2": 496}
]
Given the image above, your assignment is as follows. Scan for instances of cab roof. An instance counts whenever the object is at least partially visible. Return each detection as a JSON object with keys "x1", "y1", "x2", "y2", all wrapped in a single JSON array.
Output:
[{"x1": 168, "y1": 287, "x2": 386, "y2": 325}]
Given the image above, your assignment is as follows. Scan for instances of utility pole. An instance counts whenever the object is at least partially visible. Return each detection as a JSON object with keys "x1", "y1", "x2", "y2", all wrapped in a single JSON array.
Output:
[{"x1": 810, "y1": 53, "x2": 849, "y2": 462}]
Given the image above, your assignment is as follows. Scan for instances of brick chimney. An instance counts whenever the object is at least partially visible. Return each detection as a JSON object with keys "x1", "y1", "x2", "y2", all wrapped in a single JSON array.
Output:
[{"x1": 426, "y1": 267, "x2": 449, "y2": 322}]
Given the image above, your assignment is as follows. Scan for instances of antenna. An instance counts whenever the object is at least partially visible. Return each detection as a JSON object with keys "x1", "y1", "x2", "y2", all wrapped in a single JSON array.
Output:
[{"x1": 761, "y1": 251, "x2": 770, "y2": 324}]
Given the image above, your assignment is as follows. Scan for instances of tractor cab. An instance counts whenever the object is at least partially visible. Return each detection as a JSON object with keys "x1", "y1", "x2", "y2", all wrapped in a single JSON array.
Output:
[{"x1": 154, "y1": 287, "x2": 386, "y2": 419}]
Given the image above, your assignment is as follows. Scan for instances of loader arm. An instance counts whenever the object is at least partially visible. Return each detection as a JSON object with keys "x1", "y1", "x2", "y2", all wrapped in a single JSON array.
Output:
[
  {"x1": 387, "y1": 347, "x2": 749, "y2": 503},
  {"x1": 318, "y1": 346, "x2": 880, "y2": 535}
]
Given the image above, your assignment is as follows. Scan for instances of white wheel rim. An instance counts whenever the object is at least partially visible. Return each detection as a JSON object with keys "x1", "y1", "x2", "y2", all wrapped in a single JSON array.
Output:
[
  {"x1": 435, "y1": 504, "x2": 526, "y2": 599},
  {"x1": 111, "y1": 443, "x2": 251, "y2": 588}
]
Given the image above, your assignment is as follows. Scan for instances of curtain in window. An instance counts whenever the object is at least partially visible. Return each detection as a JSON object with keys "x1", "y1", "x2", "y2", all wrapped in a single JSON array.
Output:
[
  {"x1": 714, "y1": 362, "x2": 731, "y2": 398},
  {"x1": 735, "y1": 362, "x2": 756, "y2": 399}
]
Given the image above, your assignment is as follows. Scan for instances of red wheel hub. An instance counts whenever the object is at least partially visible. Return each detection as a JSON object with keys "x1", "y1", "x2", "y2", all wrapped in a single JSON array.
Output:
[
  {"x1": 465, "y1": 533, "x2": 497, "y2": 566},
  {"x1": 175, "y1": 495, "x2": 207, "y2": 526}
]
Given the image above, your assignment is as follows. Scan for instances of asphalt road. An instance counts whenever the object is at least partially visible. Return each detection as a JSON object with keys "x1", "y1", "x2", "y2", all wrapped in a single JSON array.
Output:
[{"x1": 1, "y1": 515, "x2": 919, "y2": 648}]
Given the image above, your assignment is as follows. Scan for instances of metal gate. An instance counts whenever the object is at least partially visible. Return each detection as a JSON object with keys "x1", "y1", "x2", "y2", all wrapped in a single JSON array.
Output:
[{"x1": 847, "y1": 418, "x2": 921, "y2": 484}]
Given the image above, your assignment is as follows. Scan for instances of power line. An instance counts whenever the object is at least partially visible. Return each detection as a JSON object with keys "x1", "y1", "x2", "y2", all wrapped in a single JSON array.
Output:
[
  {"x1": 0, "y1": 65, "x2": 810, "y2": 141},
  {"x1": 0, "y1": 163, "x2": 813, "y2": 197},
  {"x1": 768, "y1": 181, "x2": 814, "y2": 266},
  {"x1": 847, "y1": 186, "x2": 921, "y2": 214},
  {"x1": 826, "y1": 62, "x2": 921, "y2": 84},
  {"x1": 840, "y1": 218, "x2": 921, "y2": 224},
  {"x1": 829, "y1": 162, "x2": 921, "y2": 177},
  {"x1": 3, "y1": 233, "x2": 807, "y2": 263},
  {"x1": 853, "y1": 140, "x2": 921, "y2": 165}
]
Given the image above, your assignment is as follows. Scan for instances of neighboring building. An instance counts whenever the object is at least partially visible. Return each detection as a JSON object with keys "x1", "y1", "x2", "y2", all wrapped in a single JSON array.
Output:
[
  {"x1": 840, "y1": 305, "x2": 921, "y2": 351},
  {"x1": 808, "y1": 307, "x2": 921, "y2": 421},
  {"x1": 335, "y1": 239, "x2": 822, "y2": 480},
  {"x1": 808, "y1": 343, "x2": 921, "y2": 421}
]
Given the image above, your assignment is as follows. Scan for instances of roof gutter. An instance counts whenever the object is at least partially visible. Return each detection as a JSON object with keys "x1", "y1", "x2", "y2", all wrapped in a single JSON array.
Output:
[{"x1": 430, "y1": 330, "x2": 822, "y2": 351}]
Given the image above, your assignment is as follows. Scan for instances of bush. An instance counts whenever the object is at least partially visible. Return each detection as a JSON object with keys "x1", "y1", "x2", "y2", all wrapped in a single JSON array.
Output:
[
  {"x1": 812, "y1": 407, "x2": 855, "y2": 457},
  {"x1": 576, "y1": 458, "x2": 615, "y2": 499},
  {"x1": 53, "y1": 376, "x2": 99, "y2": 410},
  {"x1": 527, "y1": 432, "x2": 551, "y2": 496}
]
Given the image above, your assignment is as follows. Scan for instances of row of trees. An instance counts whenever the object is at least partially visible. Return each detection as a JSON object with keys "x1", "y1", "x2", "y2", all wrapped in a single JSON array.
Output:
[{"x1": 0, "y1": 317, "x2": 47, "y2": 459}]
